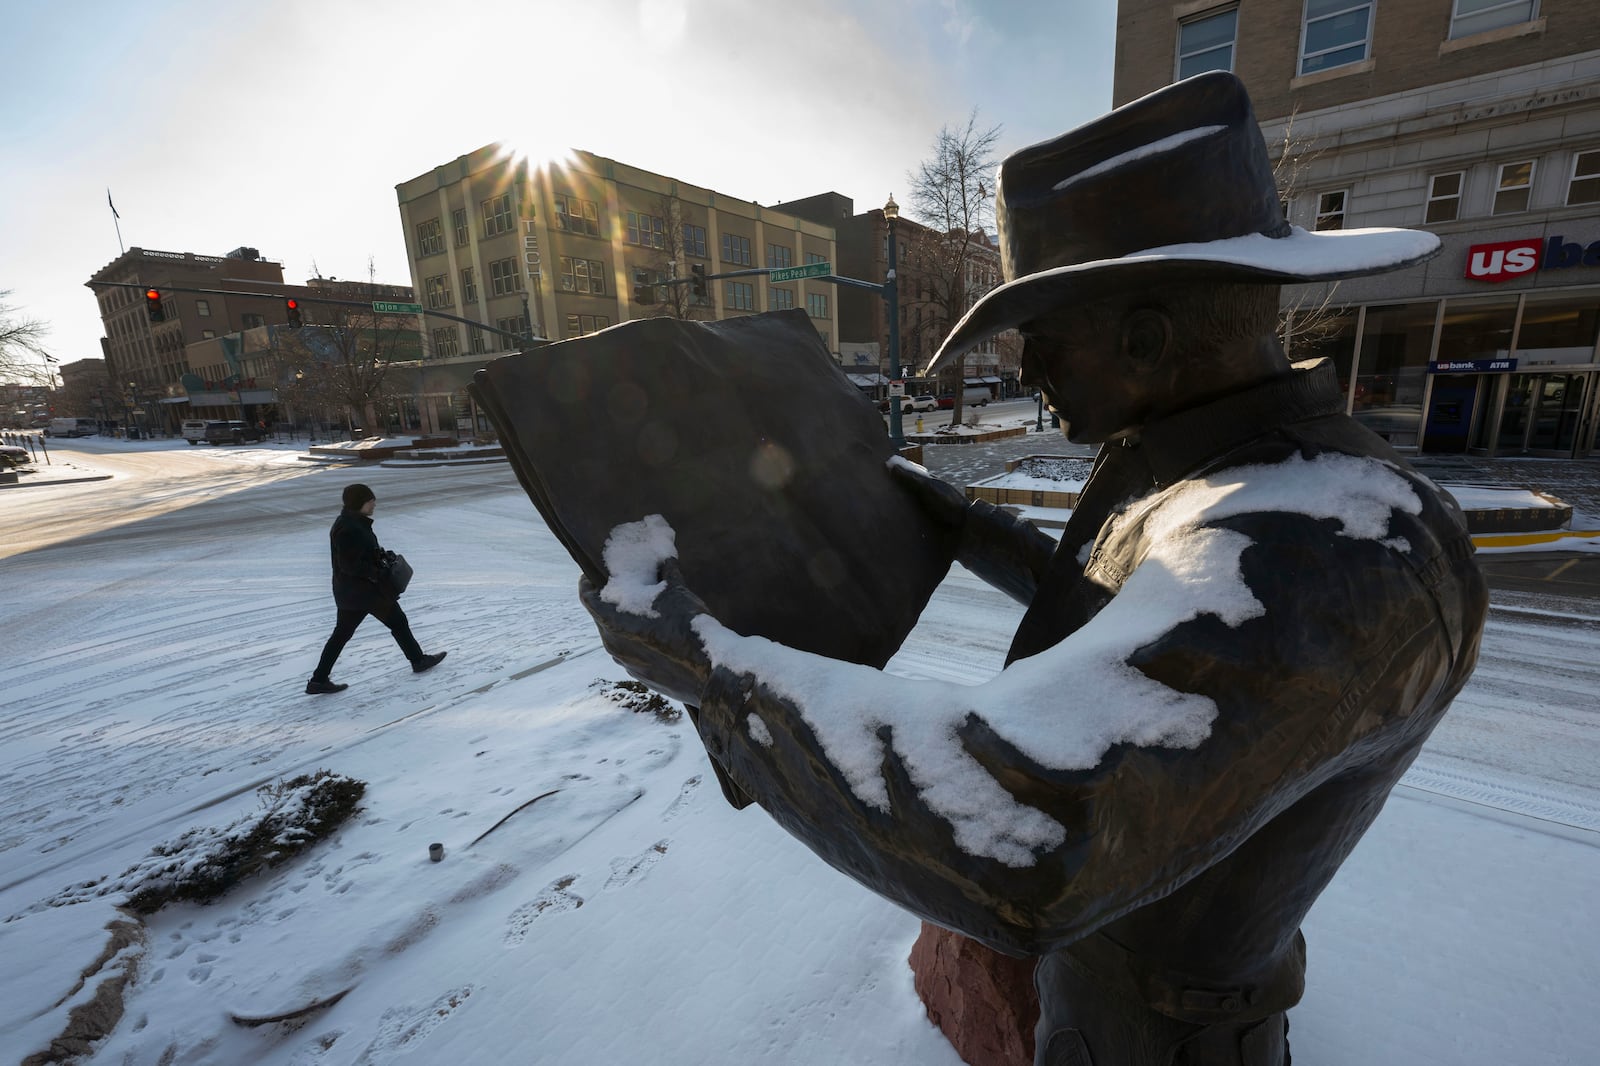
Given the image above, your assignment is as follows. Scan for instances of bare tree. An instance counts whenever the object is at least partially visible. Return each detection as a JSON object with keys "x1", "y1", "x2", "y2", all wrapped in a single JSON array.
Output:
[
  {"x1": 905, "y1": 110, "x2": 1002, "y2": 424},
  {"x1": 1268, "y1": 108, "x2": 1346, "y2": 360},
  {"x1": 275, "y1": 267, "x2": 418, "y2": 434},
  {"x1": 1, "y1": 290, "x2": 54, "y2": 385},
  {"x1": 628, "y1": 193, "x2": 710, "y2": 323}
]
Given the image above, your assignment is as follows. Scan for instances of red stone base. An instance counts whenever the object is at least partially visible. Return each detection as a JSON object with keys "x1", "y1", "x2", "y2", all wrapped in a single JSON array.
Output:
[{"x1": 909, "y1": 922, "x2": 1039, "y2": 1066}]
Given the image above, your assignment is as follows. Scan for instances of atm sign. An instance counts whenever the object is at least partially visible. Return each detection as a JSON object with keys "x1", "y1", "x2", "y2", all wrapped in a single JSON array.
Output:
[{"x1": 1465, "y1": 234, "x2": 1600, "y2": 282}]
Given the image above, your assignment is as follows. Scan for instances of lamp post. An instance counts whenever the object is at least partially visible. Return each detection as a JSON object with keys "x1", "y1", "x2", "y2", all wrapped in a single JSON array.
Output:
[{"x1": 884, "y1": 194, "x2": 904, "y2": 448}]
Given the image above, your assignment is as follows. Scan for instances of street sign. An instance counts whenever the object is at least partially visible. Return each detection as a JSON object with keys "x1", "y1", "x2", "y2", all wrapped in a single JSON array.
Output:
[
  {"x1": 373, "y1": 300, "x2": 424, "y2": 314},
  {"x1": 768, "y1": 262, "x2": 831, "y2": 283}
]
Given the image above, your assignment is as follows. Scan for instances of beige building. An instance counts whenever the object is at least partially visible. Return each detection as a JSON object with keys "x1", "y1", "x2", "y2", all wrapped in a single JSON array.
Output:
[
  {"x1": 395, "y1": 146, "x2": 841, "y2": 360},
  {"x1": 1115, "y1": 0, "x2": 1600, "y2": 457}
]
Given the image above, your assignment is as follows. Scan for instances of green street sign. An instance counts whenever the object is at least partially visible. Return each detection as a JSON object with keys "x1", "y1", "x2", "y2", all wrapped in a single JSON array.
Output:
[
  {"x1": 372, "y1": 300, "x2": 424, "y2": 314},
  {"x1": 768, "y1": 262, "x2": 831, "y2": 283}
]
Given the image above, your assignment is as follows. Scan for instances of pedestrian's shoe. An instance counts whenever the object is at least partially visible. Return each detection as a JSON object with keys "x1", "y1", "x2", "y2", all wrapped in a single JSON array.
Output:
[
  {"x1": 412, "y1": 651, "x2": 447, "y2": 674},
  {"x1": 306, "y1": 678, "x2": 349, "y2": 695}
]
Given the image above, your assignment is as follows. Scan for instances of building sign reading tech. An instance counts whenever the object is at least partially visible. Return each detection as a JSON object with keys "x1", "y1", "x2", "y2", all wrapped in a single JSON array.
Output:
[{"x1": 1465, "y1": 235, "x2": 1600, "y2": 282}]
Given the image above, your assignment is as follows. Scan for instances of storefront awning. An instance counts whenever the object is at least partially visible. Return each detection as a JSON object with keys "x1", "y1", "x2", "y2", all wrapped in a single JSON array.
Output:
[{"x1": 845, "y1": 373, "x2": 888, "y2": 386}]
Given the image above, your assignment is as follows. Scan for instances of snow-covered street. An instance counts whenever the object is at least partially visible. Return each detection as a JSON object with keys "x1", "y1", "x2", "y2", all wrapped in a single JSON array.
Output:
[{"x1": 2, "y1": 438, "x2": 1598, "y2": 1065}]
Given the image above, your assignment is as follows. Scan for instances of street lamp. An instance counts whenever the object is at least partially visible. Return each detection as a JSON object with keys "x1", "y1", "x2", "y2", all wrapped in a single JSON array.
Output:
[{"x1": 884, "y1": 194, "x2": 904, "y2": 448}]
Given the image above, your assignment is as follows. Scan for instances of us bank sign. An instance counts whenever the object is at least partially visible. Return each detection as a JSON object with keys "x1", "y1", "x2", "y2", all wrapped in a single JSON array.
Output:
[{"x1": 1465, "y1": 234, "x2": 1600, "y2": 282}]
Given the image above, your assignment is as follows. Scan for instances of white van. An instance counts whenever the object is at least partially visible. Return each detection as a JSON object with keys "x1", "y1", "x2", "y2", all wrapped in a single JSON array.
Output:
[
  {"x1": 182, "y1": 419, "x2": 209, "y2": 445},
  {"x1": 47, "y1": 417, "x2": 96, "y2": 438}
]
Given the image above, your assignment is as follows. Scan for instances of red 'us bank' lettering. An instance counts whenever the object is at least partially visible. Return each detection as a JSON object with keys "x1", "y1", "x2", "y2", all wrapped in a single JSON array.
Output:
[
  {"x1": 1464, "y1": 239, "x2": 1540, "y2": 282},
  {"x1": 1465, "y1": 235, "x2": 1600, "y2": 282}
]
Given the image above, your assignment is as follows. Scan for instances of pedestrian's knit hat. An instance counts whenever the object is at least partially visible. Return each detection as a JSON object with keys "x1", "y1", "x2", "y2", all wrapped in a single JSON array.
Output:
[{"x1": 343, "y1": 483, "x2": 375, "y2": 509}]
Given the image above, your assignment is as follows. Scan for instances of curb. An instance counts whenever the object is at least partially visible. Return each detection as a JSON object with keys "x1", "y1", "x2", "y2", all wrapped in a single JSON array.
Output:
[
  {"x1": 1471, "y1": 529, "x2": 1600, "y2": 549},
  {"x1": 0, "y1": 472, "x2": 114, "y2": 489}
]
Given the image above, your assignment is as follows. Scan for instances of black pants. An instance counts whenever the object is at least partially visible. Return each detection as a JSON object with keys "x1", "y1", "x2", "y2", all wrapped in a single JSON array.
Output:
[{"x1": 312, "y1": 600, "x2": 423, "y2": 680}]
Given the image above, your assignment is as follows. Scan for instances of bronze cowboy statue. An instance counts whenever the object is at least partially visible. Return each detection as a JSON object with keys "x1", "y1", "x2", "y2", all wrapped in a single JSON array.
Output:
[{"x1": 579, "y1": 72, "x2": 1487, "y2": 1066}]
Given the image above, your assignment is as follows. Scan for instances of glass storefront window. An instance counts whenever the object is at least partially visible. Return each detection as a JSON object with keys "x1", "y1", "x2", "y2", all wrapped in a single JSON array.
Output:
[
  {"x1": 1436, "y1": 294, "x2": 1517, "y2": 364},
  {"x1": 1354, "y1": 302, "x2": 1435, "y2": 446},
  {"x1": 1513, "y1": 291, "x2": 1600, "y2": 368}
]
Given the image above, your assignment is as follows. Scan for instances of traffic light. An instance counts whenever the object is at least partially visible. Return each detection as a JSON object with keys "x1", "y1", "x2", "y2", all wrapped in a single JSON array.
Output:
[
  {"x1": 632, "y1": 273, "x2": 657, "y2": 306},
  {"x1": 285, "y1": 298, "x2": 303, "y2": 327},
  {"x1": 690, "y1": 263, "x2": 707, "y2": 298},
  {"x1": 144, "y1": 288, "x2": 165, "y2": 323}
]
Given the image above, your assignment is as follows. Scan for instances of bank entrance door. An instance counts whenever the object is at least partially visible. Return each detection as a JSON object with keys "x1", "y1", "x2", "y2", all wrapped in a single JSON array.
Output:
[{"x1": 1490, "y1": 372, "x2": 1597, "y2": 457}]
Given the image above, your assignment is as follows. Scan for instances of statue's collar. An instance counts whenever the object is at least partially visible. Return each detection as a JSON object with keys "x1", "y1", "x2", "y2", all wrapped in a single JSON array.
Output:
[{"x1": 1130, "y1": 359, "x2": 1344, "y2": 488}]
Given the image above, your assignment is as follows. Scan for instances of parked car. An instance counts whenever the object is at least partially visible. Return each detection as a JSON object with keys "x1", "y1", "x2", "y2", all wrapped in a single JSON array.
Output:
[
  {"x1": 0, "y1": 445, "x2": 32, "y2": 468},
  {"x1": 907, "y1": 394, "x2": 940, "y2": 412},
  {"x1": 878, "y1": 396, "x2": 911, "y2": 414},
  {"x1": 181, "y1": 419, "x2": 209, "y2": 445},
  {"x1": 936, "y1": 395, "x2": 955, "y2": 409},
  {"x1": 203, "y1": 420, "x2": 267, "y2": 445}
]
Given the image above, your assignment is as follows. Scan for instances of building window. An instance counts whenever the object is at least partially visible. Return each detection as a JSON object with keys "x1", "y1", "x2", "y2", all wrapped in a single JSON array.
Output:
[
  {"x1": 626, "y1": 211, "x2": 666, "y2": 248},
  {"x1": 495, "y1": 314, "x2": 530, "y2": 341},
  {"x1": 721, "y1": 233, "x2": 752, "y2": 265},
  {"x1": 554, "y1": 194, "x2": 601, "y2": 237},
  {"x1": 805, "y1": 252, "x2": 828, "y2": 265},
  {"x1": 1493, "y1": 160, "x2": 1534, "y2": 214},
  {"x1": 489, "y1": 257, "x2": 523, "y2": 295},
  {"x1": 424, "y1": 274, "x2": 452, "y2": 309},
  {"x1": 770, "y1": 286, "x2": 795, "y2": 311},
  {"x1": 1426, "y1": 172, "x2": 1463, "y2": 223},
  {"x1": 559, "y1": 256, "x2": 606, "y2": 295},
  {"x1": 482, "y1": 193, "x2": 515, "y2": 238},
  {"x1": 469, "y1": 327, "x2": 486, "y2": 353},
  {"x1": 766, "y1": 243, "x2": 793, "y2": 269},
  {"x1": 1449, "y1": 0, "x2": 1537, "y2": 39},
  {"x1": 683, "y1": 223, "x2": 708, "y2": 258},
  {"x1": 461, "y1": 267, "x2": 477, "y2": 303},
  {"x1": 1315, "y1": 189, "x2": 1347, "y2": 231},
  {"x1": 807, "y1": 292, "x2": 829, "y2": 319},
  {"x1": 416, "y1": 217, "x2": 445, "y2": 256},
  {"x1": 1568, "y1": 149, "x2": 1600, "y2": 206},
  {"x1": 432, "y1": 326, "x2": 460, "y2": 358},
  {"x1": 241, "y1": 313, "x2": 264, "y2": 329},
  {"x1": 453, "y1": 208, "x2": 469, "y2": 247},
  {"x1": 1177, "y1": 6, "x2": 1237, "y2": 79},
  {"x1": 1299, "y1": 0, "x2": 1373, "y2": 76},
  {"x1": 726, "y1": 281, "x2": 755, "y2": 310},
  {"x1": 196, "y1": 298, "x2": 211, "y2": 317},
  {"x1": 566, "y1": 313, "x2": 611, "y2": 337}
]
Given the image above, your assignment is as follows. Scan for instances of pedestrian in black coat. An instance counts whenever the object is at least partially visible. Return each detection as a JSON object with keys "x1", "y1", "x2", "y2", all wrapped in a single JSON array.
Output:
[{"x1": 305, "y1": 483, "x2": 445, "y2": 694}]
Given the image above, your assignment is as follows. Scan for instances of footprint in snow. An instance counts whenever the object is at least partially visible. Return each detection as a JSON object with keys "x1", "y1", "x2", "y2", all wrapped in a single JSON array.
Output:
[
  {"x1": 604, "y1": 840, "x2": 669, "y2": 891},
  {"x1": 503, "y1": 875, "x2": 584, "y2": 946},
  {"x1": 662, "y1": 775, "x2": 702, "y2": 822}
]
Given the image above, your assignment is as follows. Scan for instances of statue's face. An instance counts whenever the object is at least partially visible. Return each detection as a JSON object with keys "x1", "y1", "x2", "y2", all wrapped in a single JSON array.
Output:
[{"x1": 1020, "y1": 302, "x2": 1145, "y2": 444}]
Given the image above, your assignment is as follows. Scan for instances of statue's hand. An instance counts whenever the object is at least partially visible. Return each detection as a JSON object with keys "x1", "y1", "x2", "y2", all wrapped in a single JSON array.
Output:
[
  {"x1": 579, "y1": 558, "x2": 712, "y2": 706},
  {"x1": 888, "y1": 458, "x2": 971, "y2": 529}
]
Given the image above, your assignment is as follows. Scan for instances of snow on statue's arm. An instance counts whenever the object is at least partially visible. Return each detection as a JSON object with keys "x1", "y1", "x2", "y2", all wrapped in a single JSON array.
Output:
[{"x1": 596, "y1": 454, "x2": 1438, "y2": 956}]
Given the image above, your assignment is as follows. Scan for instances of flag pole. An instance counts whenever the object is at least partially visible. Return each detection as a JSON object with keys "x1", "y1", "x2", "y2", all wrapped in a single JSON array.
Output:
[{"x1": 107, "y1": 189, "x2": 124, "y2": 254}]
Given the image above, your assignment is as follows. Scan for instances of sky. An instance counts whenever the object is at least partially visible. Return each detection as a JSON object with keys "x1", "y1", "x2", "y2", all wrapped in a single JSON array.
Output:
[
  {"x1": 0, "y1": 0, "x2": 1118, "y2": 374},
  {"x1": 2, "y1": 432, "x2": 1598, "y2": 1063}
]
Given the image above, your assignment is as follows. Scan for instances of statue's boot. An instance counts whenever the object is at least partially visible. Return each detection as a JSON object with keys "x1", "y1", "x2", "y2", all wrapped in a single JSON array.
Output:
[{"x1": 1034, "y1": 943, "x2": 1290, "y2": 1066}]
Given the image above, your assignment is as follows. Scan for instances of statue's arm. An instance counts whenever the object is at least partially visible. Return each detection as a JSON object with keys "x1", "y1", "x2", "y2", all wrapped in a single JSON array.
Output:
[
  {"x1": 689, "y1": 523, "x2": 1468, "y2": 956},
  {"x1": 889, "y1": 459, "x2": 1057, "y2": 605}
]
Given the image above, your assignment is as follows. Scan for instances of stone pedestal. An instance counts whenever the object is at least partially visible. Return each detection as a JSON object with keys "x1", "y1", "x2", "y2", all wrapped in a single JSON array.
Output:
[{"x1": 909, "y1": 922, "x2": 1039, "y2": 1066}]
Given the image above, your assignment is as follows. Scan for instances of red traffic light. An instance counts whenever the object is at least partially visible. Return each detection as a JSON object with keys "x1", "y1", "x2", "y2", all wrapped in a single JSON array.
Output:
[
  {"x1": 144, "y1": 288, "x2": 165, "y2": 323},
  {"x1": 285, "y1": 297, "x2": 303, "y2": 327},
  {"x1": 145, "y1": 288, "x2": 160, "y2": 300}
]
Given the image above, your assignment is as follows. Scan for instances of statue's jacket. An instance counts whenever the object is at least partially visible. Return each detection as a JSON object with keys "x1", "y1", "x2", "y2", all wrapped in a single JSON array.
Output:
[{"x1": 691, "y1": 359, "x2": 1488, "y2": 1024}]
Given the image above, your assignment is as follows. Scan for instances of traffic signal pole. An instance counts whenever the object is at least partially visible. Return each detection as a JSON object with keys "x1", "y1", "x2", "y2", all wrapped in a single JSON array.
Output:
[{"x1": 89, "y1": 281, "x2": 539, "y2": 344}]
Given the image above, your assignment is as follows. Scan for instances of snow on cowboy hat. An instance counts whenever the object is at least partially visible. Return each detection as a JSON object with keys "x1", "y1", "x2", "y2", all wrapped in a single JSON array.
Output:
[{"x1": 928, "y1": 70, "x2": 1441, "y2": 374}]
